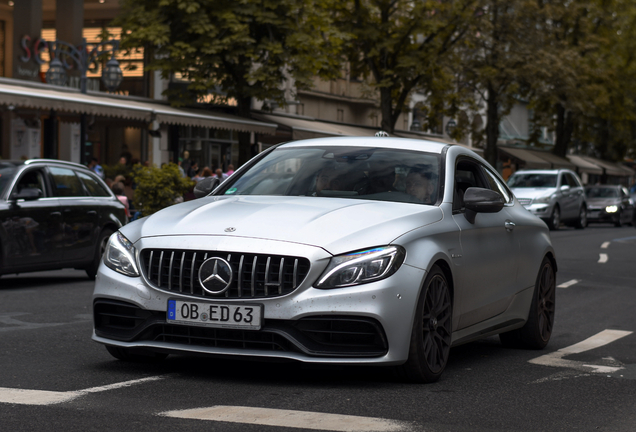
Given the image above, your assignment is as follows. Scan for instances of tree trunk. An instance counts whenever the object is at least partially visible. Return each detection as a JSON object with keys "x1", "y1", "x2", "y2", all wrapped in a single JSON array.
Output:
[
  {"x1": 236, "y1": 95, "x2": 253, "y2": 167},
  {"x1": 380, "y1": 87, "x2": 395, "y2": 134},
  {"x1": 553, "y1": 103, "x2": 573, "y2": 158},
  {"x1": 484, "y1": 85, "x2": 500, "y2": 167}
]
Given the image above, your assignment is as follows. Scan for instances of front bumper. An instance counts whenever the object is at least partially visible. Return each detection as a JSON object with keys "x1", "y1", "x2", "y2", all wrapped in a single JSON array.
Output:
[
  {"x1": 587, "y1": 207, "x2": 618, "y2": 223},
  {"x1": 521, "y1": 202, "x2": 552, "y2": 219},
  {"x1": 92, "y1": 236, "x2": 426, "y2": 365}
]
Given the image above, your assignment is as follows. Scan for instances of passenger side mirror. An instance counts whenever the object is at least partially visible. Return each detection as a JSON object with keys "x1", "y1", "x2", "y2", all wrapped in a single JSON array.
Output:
[
  {"x1": 10, "y1": 187, "x2": 42, "y2": 202},
  {"x1": 560, "y1": 185, "x2": 570, "y2": 191},
  {"x1": 193, "y1": 177, "x2": 221, "y2": 198},
  {"x1": 463, "y1": 187, "x2": 505, "y2": 224}
]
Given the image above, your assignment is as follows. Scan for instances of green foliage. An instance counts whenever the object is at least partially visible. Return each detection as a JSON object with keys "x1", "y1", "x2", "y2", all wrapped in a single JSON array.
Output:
[
  {"x1": 102, "y1": 163, "x2": 132, "y2": 181},
  {"x1": 131, "y1": 163, "x2": 194, "y2": 217},
  {"x1": 335, "y1": 0, "x2": 479, "y2": 133},
  {"x1": 114, "y1": 0, "x2": 345, "y2": 164}
]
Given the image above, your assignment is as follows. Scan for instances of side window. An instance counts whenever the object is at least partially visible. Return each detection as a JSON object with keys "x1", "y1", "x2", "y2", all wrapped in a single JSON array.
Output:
[
  {"x1": 453, "y1": 158, "x2": 488, "y2": 212},
  {"x1": 49, "y1": 167, "x2": 86, "y2": 197},
  {"x1": 481, "y1": 166, "x2": 512, "y2": 203},
  {"x1": 567, "y1": 173, "x2": 582, "y2": 188},
  {"x1": 13, "y1": 169, "x2": 48, "y2": 198},
  {"x1": 76, "y1": 171, "x2": 111, "y2": 197}
]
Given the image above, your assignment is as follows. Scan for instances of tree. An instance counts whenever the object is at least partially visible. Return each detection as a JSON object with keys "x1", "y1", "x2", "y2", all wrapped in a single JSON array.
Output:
[
  {"x1": 336, "y1": 0, "x2": 478, "y2": 135},
  {"x1": 458, "y1": 0, "x2": 547, "y2": 166},
  {"x1": 115, "y1": 0, "x2": 343, "y2": 165}
]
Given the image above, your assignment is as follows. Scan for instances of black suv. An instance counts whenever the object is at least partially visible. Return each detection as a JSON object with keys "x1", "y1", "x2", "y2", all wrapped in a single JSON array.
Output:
[{"x1": 0, "y1": 159, "x2": 127, "y2": 279}]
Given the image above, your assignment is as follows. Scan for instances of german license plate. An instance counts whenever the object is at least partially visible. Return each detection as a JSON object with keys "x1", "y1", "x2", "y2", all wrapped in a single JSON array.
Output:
[{"x1": 167, "y1": 299, "x2": 262, "y2": 330}]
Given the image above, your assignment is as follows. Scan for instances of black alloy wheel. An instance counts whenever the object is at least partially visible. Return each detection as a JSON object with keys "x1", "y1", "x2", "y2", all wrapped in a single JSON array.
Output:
[
  {"x1": 397, "y1": 266, "x2": 452, "y2": 383},
  {"x1": 500, "y1": 257, "x2": 555, "y2": 349},
  {"x1": 614, "y1": 211, "x2": 623, "y2": 227}
]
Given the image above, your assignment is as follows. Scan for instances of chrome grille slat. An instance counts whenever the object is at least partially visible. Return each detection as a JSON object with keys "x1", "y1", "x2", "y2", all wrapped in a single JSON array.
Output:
[
  {"x1": 148, "y1": 251, "x2": 154, "y2": 280},
  {"x1": 140, "y1": 249, "x2": 310, "y2": 300},
  {"x1": 168, "y1": 251, "x2": 175, "y2": 290},
  {"x1": 179, "y1": 252, "x2": 185, "y2": 293}
]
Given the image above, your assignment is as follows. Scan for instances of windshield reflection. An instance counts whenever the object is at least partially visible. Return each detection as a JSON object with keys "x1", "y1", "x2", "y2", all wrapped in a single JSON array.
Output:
[{"x1": 216, "y1": 146, "x2": 442, "y2": 205}]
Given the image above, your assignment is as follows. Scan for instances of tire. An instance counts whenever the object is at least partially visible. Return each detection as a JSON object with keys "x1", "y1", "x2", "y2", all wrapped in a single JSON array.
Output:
[
  {"x1": 396, "y1": 266, "x2": 452, "y2": 383},
  {"x1": 86, "y1": 228, "x2": 114, "y2": 280},
  {"x1": 574, "y1": 206, "x2": 587, "y2": 229},
  {"x1": 105, "y1": 345, "x2": 168, "y2": 362},
  {"x1": 614, "y1": 212, "x2": 622, "y2": 228},
  {"x1": 547, "y1": 206, "x2": 560, "y2": 231},
  {"x1": 499, "y1": 257, "x2": 555, "y2": 349}
]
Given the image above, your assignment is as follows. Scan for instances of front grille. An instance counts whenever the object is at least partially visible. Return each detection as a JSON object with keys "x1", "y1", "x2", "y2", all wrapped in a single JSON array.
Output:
[
  {"x1": 152, "y1": 324, "x2": 295, "y2": 352},
  {"x1": 517, "y1": 198, "x2": 532, "y2": 206},
  {"x1": 140, "y1": 249, "x2": 311, "y2": 299}
]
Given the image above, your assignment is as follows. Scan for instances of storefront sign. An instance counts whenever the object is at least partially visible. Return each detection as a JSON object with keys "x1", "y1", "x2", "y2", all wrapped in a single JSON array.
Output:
[{"x1": 19, "y1": 35, "x2": 49, "y2": 65}]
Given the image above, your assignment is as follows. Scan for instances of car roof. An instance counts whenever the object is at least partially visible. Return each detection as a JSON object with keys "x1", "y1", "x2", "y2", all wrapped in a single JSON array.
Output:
[
  {"x1": 511, "y1": 169, "x2": 562, "y2": 175},
  {"x1": 278, "y1": 136, "x2": 449, "y2": 154}
]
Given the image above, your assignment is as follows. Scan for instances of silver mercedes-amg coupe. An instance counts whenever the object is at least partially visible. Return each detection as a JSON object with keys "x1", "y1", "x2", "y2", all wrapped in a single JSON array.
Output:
[{"x1": 92, "y1": 137, "x2": 556, "y2": 383}]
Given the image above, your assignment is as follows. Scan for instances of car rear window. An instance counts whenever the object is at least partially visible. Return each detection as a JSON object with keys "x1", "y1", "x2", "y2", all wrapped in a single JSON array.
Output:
[{"x1": 76, "y1": 171, "x2": 111, "y2": 197}]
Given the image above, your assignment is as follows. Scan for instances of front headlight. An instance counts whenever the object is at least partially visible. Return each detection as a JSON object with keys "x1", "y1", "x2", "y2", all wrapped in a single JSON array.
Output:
[
  {"x1": 605, "y1": 205, "x2": 618, "y2": 213},
  {"x1": 533, "y1": 194, "x2": 553, "y2": 204},
  {"x1": 315, "y1": 246, "x2": 405, "y2": 289},
  {"x1": 103, "y1": 231, "x2": 140, "y2": 277}
]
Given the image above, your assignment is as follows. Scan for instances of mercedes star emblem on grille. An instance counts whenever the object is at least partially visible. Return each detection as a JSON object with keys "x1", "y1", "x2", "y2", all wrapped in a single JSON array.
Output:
[{"x1": 198, "y1": 257, "x2": 233, "y2": 294}]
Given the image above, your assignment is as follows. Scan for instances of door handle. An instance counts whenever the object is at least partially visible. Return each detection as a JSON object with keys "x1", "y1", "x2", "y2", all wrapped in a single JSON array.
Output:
[
  {"x1": 87, "y1": 211, "x2": 97, "y2": 216},
  {"x1": 505, "y1": 220, "x2": 515, "y2": 232}
]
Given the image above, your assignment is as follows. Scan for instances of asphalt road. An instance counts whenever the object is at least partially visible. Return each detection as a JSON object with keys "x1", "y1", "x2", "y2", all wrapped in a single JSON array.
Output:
[{"x1": 1, "y1": 224, "x2": 635, "y2": 432}]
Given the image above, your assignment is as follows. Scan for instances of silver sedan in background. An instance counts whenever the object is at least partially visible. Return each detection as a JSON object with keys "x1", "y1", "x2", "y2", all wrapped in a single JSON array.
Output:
[{"x1": 93, "y1": 137, "x2": 556, "y2": 383}]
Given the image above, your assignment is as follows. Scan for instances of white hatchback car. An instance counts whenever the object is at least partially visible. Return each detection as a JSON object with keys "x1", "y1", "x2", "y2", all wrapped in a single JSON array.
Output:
[{"x1": 93, "y1": 137, "x2": 556, "y2": 383}]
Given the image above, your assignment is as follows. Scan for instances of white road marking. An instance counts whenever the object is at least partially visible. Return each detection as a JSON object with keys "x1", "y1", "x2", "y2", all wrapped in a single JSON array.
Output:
[
  {"x1": 598, "y1": 253, "x2": 609, "y2": 263},
  {"x1": 601, "y1": 241, "x2": 611, "y2": 249},
  {"x1": 0, "y1": 388, "x2": 78, "y2": 405},
  {"x1": 75, "y1": 376, "x2": 166, "y2": 394},
  {"x1": 529, "y1": 329, "x2": 632, "y2": 373},
  {"x1": 557, "y1": 279, "x2": 580, "y2": 288},
  {"x1": 0, "y1": 376, "x2": 167, "y2": 406},
  {"x1": 162, "y1": 406, "x2": 411, "y2": 432}
]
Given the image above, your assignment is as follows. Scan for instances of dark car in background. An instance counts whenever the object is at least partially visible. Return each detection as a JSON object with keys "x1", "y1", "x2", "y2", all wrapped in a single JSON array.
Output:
[
  {"x1": 0, "y1": 159, "x2": 127, "y2": 279},
  {"x1": 585, "y1": 185, "x2": 635, "y2": 227}
]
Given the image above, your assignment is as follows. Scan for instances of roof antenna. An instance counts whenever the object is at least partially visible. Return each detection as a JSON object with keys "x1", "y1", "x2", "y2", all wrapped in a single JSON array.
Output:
[{"x1": 375, "y1": 131, "x2": 389, "y2": 137}]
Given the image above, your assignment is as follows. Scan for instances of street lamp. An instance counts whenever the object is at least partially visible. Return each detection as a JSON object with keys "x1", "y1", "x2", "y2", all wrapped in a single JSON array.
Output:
[{"x1": 46, "y1": 38, "x2": 123, "y2": 164}]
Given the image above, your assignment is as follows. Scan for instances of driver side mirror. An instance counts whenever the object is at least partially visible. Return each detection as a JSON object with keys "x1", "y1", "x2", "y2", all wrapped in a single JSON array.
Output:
[
  {"x1": 193, "y1": 177, "x2": 221, "y2": 198},
  {"x1": 560, "y1": 185, "x2": 570, "y2": 192},
  {"x1": 10, "y1": 187, "x2": 42, "y2": 202},
  {"x1": 463, "y1": 187, "x2": 505, "y2": 224}
]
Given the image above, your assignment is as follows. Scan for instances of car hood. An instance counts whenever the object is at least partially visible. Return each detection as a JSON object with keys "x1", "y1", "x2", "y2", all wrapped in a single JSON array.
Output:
[
  {"x1": 509, "y1": 187, "x2": 556, "y2": 200},
  {"x1": 587, "y1": 197, "x2": 620, "y2": 207},
  {"x1": 121, "y1": 196, "x2": 443, "y2": 255}
]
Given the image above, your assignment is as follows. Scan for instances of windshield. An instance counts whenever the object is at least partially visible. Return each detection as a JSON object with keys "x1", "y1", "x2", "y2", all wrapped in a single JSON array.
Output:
[
  {"x1": 216, "y1": 146, "x2": 442, "y2": 205},
  {"x1": 586, "y1": 187, "x2": 619, "y2": 198},
  {"x1": 0, "y1": 163, "x2": 19, "y2": 196},
  {"x1": 508, "y1": 173, "x2": 557, "y2": 188}
]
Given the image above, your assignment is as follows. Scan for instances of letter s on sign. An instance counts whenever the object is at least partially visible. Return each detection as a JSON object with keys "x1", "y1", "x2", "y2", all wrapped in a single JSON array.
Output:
[{"x1": 20, "y1": 35, "x2": 31, "y2": 63}]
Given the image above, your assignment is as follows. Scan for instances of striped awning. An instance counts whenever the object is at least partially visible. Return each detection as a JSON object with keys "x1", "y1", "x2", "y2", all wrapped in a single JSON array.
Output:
[{"x1": 0, "y1": 78, "x2": 277, "y2": 134}]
